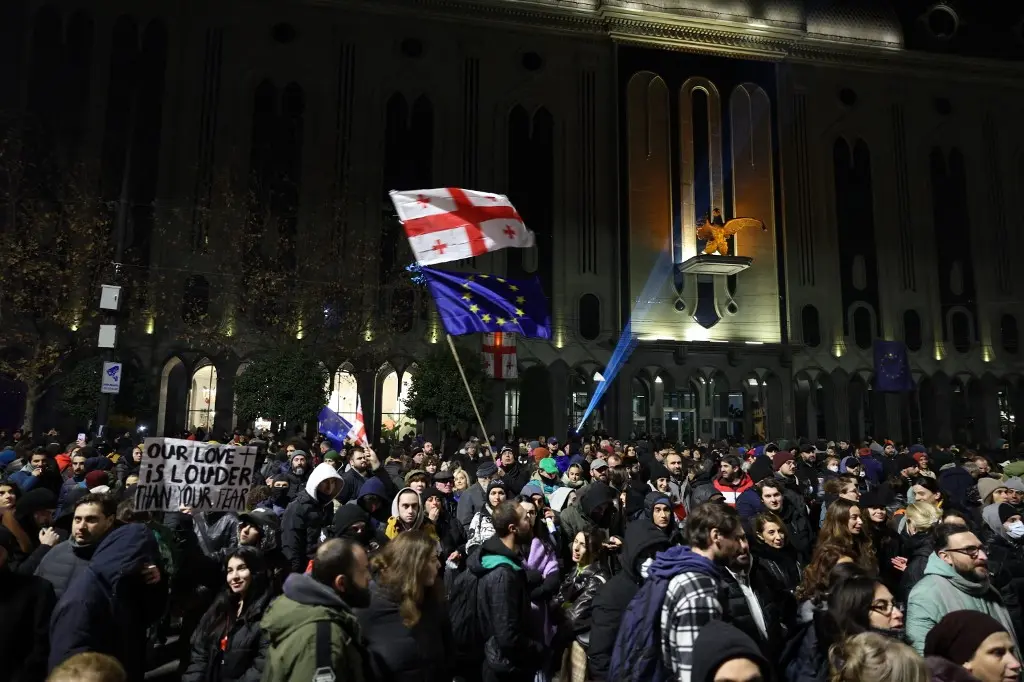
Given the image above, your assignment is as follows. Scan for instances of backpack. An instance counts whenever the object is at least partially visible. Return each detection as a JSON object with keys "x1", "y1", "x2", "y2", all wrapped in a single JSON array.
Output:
[
  {"x1": 608, "y1": 573, "x2": 673, "y2": 682},
  {"x1": 447, "y1": 568, "x2": 486, "y2": 667}
]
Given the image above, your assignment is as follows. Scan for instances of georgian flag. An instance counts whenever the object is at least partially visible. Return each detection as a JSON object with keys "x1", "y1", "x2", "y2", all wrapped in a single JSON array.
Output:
[
  {"x1": 390, "y1": 188, "x2": 536, "y2": 266},
  {"x1": 347, "y1": 395, "x2": 368, "y2": 446},
  {"x1": 482, "y1": 332, "x2": 518, "y2": 380}
]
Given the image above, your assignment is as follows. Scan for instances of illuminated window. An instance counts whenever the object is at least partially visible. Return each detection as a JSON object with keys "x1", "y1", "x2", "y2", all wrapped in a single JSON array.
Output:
[
  {"x1": 381, "y1": 368, "x2": 416, "y2": 437},
  {"x1": 187, "y1": 362, "x2": 217, "y2": 432},
  {"x1": 504, "y1": 386, "x2": 520, "y2": 433},
  {"x1": 326, "y1": 369, "x2": 358, "y2": 424}
]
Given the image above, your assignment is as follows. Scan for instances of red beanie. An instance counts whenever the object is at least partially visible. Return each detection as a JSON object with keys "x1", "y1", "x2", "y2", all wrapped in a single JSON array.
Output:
[
  {"x1": 84, "y1": 471, "x2": 108, "y2": 490},
  {"x1": 772, "y1": 450, "x2": 795, "y2": 472}
]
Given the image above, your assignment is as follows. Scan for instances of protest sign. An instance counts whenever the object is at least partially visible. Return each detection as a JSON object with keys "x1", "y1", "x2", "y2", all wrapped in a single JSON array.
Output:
[{"x1": 135, "y1": 437, "x2": 258, "y2": 512}]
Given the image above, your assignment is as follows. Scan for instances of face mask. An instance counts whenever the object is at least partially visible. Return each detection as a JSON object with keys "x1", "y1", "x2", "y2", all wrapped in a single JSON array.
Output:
[
  {"x1": 827, "y1": 466, "x2": 839, "y2": 473},
  {"x1": 1007, "y1": 521, "x2": 1024, "y2": 539}
]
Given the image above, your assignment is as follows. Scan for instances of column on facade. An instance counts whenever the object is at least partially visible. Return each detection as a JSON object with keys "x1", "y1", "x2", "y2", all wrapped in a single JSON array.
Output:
[
  {"x1": 883, "y1": 393, "x2": 905, "y2": 443},
  {"x1": 975, "y1": 376, "x2": 1001, "y2": 447},
  {"x1": 832, "y1": 371, "x2": 851, "y2": 442},
  {"x1": 212, "y1": 359, "x2": 237, "y2": 437},
  {"x1": 355, "y1": 370, "x2": 377, "y2": 446},
  {"x1": 549, "y1": 361, "x2": 569, "y2": 441}
]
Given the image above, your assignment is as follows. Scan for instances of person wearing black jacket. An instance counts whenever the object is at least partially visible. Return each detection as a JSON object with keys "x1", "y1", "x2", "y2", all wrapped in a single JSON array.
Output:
[
  {"x1": 750, "y1": 511, "x2": 802, "y2": 594},
  {"x1": 331, "y1": 503, "x2": 388, "y2": 555},
  {"x1": 469, "y1": 501, "x2": 544, "y2": 682},
  {"x1": 183, "y1": 546, "x2": 271, "y2": 682},
  {"x1": 0, "y1": 525, "x2": 56, "y2": 682},
  {"x1": 281, "y1": 463, "x2": 344, "y2": 574},
  {"x1": 424, "y1": 487, "x2": 465, "y2": 565},
  {"x1": 587, "y1": 521, "x2": 670, "y2": 681},
  {"x1": 356, "y1": 530, "x2": 453, "y2": 682},
  {"x1": 497, "y1": 446, "x2": 530, "y2": 496}
]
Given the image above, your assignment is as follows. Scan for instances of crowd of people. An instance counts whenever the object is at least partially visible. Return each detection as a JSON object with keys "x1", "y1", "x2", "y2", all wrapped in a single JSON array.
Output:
[{"x1": 2, "y1": 425, "x2": 1023, "y2": 682}]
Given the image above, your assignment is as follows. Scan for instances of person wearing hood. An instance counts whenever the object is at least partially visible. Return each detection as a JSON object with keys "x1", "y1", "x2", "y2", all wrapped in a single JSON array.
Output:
[
  {"x1": 588, "y1": 521, "x2": 670, "y2": 680},
  {"x1": 467, "y1": 500, "x2": 545, "y2": 682},
  {"x1": 905, "y1": 522, "x2": 1017, "y2": 654},
  {"x1": 34, "y1": 492, "x2": 119, "y2": 600},
  {"x1": 924, "y1": 610, "x2": 1022, "y2": 682},
  {"x1": 0, "y1": 524, "x2": 56, "y2": 682},
  {"x1": 457, "y1": 460, "x2": 497, "y2": 528},
  {"x1": 261, "y1": 538, "x2": 375, "y2": 682},
  {"x1": 649, "y1": 461, "x2": 686, "y2": 524},
  {"x1": 113, "y1": 445, "x2": 142, "y2": 489},
  {"x1": 352, "y1": 474, "x2": 391, "y2": 526},
  {"x1": 466, "y1": 480, "x2": 508, "y2": 553},
  {"x1": 48, "y1": 523, "x2": 166, "y2": 680},
  {"x1": 385, "y1": 486, "x2": 440, "y2": 543},
  {"x1": 692, "y1": 620, "x2": 769, "y2": 682},
  {"x1": 638, "y1": 491, "x2": 683, "y2": 545},
  {"x1": 549, "y1": 487, "x2": 576, "y2": 515},
  {"x1": 281, "y1": 462, "x2": 345, "y2": 573},
  {"x1": 266, "y1": 474, "x2": 291, "y2": 516},
  {"x1": 981, "y1": 502, "x2": 1024, "y2": 638},
  {"x1": 332, "y1": 503, "x2": 388, "y2": 555}
]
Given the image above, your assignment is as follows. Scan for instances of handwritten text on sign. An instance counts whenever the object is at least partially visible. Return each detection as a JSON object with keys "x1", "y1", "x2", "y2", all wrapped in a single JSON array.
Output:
[{"x1": 135, "y1": 438, "x2": 258, "y2": 512}]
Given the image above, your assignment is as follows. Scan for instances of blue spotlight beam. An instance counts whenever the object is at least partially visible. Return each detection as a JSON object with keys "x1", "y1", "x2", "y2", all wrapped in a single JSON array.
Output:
[{"x1": 576, "y1": 249, "x2": 674, "y2": 432}]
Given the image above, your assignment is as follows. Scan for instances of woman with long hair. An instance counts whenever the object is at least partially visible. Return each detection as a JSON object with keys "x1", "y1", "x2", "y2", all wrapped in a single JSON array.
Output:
[
  {"x1": 466, "y1": 480, "x2": 507, "y2": 554},
  {"x1": 897, "y1": 502, "x2": 941, "y2": 602},
  {"x1": 554, "y1": 530, "x2": 610, "y2": 682},
  {"x1": 798, "y1": 499, "x2": 877, "y2": 604},
  {"x1": 356, "y1": 530, "x2": 451, "y2": 682},
  {"x1": 751, "y1": 511, "x2": 803, "y2": 593},
  {"x1": 787, "y1": 576, "x2": 906, "y2": 682},
  {"x1": 182, "y1": 546, "x2": 271, "y2": 682}
]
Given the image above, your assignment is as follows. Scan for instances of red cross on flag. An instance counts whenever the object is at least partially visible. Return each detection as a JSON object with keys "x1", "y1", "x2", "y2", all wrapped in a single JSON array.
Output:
[
  {"x1": 390, "y1": 188, "x2": 536, "y2": 266},
  {"x1": 482, "y1": 332, "x2": 518, "y2": 380},
  {"x1": 347, "y1": 395, "x2": 368, "y2": 446}
]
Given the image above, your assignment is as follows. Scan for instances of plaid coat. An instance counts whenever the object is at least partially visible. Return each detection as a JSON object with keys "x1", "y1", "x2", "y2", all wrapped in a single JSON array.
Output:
[{"x1": 660, "y1": 571, "x2": 722, "y2": 682}]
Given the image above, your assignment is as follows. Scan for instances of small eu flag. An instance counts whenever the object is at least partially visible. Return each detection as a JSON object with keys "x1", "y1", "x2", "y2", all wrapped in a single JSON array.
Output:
[
  {"x1": 317, "y1": 407, "x2": 353, "y2": 452},
  {"x1": 873, "y1": 341, "x2": 915, "y2": 392},
  {"x1": 420, "y1": 267, "x2": 552, "y2": 339}
]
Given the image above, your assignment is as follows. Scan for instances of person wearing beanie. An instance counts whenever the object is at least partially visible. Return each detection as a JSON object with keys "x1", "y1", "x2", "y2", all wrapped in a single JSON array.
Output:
[
  {"x1": 905, "y1": 522, "x2": 1016, "y2": 653},
  {"x1": 771, "y1": 450, "x2": 802, "y2": 499},
  {"x1": 84, "y1": 470, "x2": 109, "y2": 492},
  {"x1": 794, "y1": 444, "x2": 820, "y2": 502},
  {"x1": 979, "y1": 502, "x2": 1024, "y2": 635},
  {"x1": 496, "y1": 445, "x2": 529, "y2": 496},
  {"x1": 924, "y1": 610, "x2": 1021, "y2": 682},
  {"x1": 0, "y1": 524, "x2": 57, "y2": 682},
  {"x1": 895, "y1": 454, "x2": 920, "y2": 480},
  {"x1": 466, "y1": 479, "x2": 508, "y2": 554},
  {"x1": 456, "y1": 460, "x2": 497, "y2": 528},
  {"x1": 746, "y1": 456, "x2": 775, "y2": 486},
  {"x1": 979, "y1": 478, "x2": 1012, "y2": 507},
  {"x1": 692, "y1": 620, "x2": 769, "y2": 682}
]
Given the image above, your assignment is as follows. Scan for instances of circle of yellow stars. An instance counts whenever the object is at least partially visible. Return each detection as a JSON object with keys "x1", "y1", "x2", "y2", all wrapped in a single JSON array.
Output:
[{"x1": 458, "y1": 274, "x2": 529, "y2": 330}]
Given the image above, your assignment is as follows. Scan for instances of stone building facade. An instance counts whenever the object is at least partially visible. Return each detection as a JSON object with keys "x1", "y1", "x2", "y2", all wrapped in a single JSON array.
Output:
[{"x1": 4, "y1": 0, "x2": 1024, "y2": 446}]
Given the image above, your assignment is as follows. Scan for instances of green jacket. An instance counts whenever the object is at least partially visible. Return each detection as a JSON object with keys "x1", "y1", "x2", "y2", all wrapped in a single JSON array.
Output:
[
  {"x1": 261, "y1": 574, "x2": 373, "y2": 682},
  {"x1": 906, "y1": 552, "x2": 1016, "y2": 654},
  {"x1": 1003, "y1": 461, "x2": 1024, "y2": 478}
]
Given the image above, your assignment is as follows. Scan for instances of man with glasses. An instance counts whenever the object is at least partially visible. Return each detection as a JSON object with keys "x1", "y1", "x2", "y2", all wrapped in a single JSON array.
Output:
[{"x1": 906, "y1": 523, "x2": 1017, "y2": 654}]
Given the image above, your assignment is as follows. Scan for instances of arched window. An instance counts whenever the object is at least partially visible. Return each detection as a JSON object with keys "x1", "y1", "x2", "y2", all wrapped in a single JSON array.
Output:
[
  {"x1": 802, "y1": 305, "x2": 821, "y2": 347},
  {"x1": 325, "y1": 369, "x2": 358, "y2": 423},
  {"x1": 381, "y1": 369, "x2": 416, "y2": 437},
  {"x1": 579, "y1": 294, "x2": 600, "y2": 341},
  {"x1": 853, "y1": 306, "x2": 873, "y2": 350},
  {"x1": 182, "y1": 275, "x2": 210, "y2": 324},
  {"x1": 1002, "y1": 314, "x2": 1019, "y2": 355},
  {"x1": 951, "y1": 311, "x2": 971, "y2": 352},
  {"x1": 187, "y1": 362, "x2": 217, "y2": 433},
  {"x1": 903, "y1": 310, "x2": 922, "y2": 351}
]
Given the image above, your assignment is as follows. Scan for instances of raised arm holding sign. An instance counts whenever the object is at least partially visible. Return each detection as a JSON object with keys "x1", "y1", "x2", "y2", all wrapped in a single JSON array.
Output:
[{"x1": 135, "y1": 437, "x2": 259, "y2": 512}]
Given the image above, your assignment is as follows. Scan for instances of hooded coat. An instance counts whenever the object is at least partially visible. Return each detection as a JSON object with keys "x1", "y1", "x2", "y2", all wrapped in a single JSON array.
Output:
[
  {"x1": 385, "y1": 486, "x2": 440, "y2": 543},
  {"x1": 558, "y1": 482, "x2": 617, "y2": 560},
  {"x1": 692, "y1": 620, "x2": 769, "y2": 682},
  {"x1": 905, "y1": 552, "x2": 1016, "y2": 653},
  {"x1": 354, "y1": 476, "x2": 392, "y2": 526},
  {"x1": 261, "y1": 573, "x2": 374, "y2": 682},
  {"x1": 332, "y1": 504, "x2": 388, "y2": 554},
  {"x1": 48, "y1": 524, "x2": 166, "y2": 680},
  {"x1": 982, "y1": 503, "x2": 1024, "y2": 639},
  {"x1": 468, "y1": 534, "x2": 545, "y2": 682},
  {"x1": 587, "y1": 522, "x2": 670, "y2": 681},
  {"x1": 281, "y1": 463, "x2": 344, "y2": 573}
]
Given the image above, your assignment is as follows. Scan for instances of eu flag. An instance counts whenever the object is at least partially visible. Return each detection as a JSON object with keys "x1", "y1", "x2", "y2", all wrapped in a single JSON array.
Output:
[
  {"x1": 317, "y1": 406, "x2": 352, "y2": 452},
  {"x1": 874, "y1": 341, "x2": 915, "y2": 392},
  {"x1": 420, "y1": 267, "x2": 552, "y2": 339}
]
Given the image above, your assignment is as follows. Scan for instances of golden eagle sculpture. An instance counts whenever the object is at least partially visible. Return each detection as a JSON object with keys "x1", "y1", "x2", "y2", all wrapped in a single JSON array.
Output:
[{"x1": 695, "y1": 208, "x2": 767, "y2": 256}]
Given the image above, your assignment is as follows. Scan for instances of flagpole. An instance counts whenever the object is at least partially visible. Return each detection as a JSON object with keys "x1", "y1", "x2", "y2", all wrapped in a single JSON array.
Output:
[{"x1": 445, "y1": 333, "x2": 491, "y2": 447}]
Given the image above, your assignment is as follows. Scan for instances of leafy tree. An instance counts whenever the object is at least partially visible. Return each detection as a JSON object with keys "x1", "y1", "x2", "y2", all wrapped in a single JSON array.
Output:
[
  {"x1": 404, "y1": 346, "x2": 491, "y2": 431},
  {"x1": 56, "y1": 357, "x2": 150, "y2": 426},
  {"x1": 234, "y1": 348, "x2": 329, "y2": 428}
]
